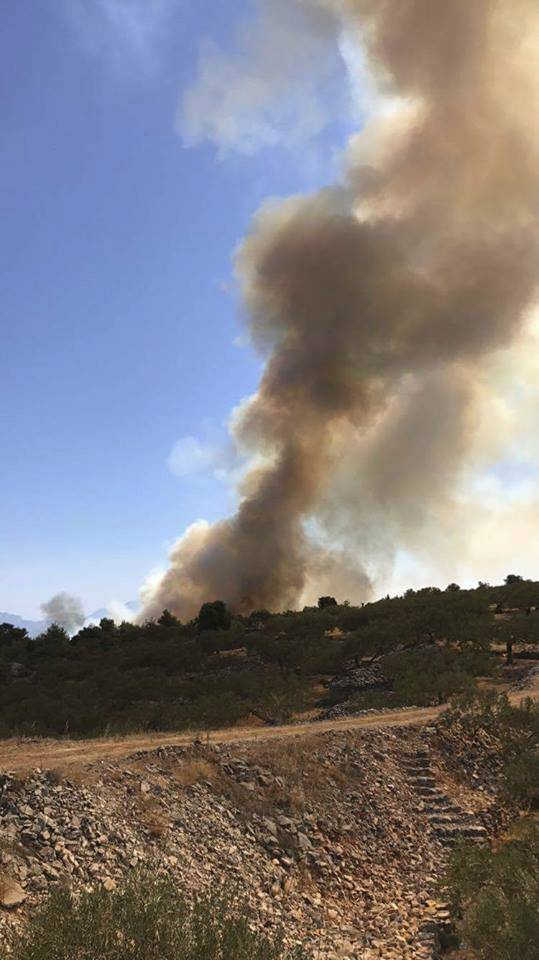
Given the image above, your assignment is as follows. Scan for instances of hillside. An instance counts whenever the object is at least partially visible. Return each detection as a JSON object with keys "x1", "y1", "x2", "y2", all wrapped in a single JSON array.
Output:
[
  {"x1": 0, "y1": 638, "x2": 537, "y2": 960},
  {"x1": 0, "y1": 711, "x2": 517, "y2": 959},
  {"x1": 1, "y1": 681, "x2": 537, "y2": 957},
  {"x1": 0, "y1": 579, "x2": 538, "y2": 738}
]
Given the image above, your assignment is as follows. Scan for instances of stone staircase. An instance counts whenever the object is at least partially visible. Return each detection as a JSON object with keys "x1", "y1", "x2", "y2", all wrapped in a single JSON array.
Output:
[
  {"x1": 404, "y1": 748, "x2": 488, "y2": 848},
  {"x1": 404, "y1": 747, "x2": 488, "y2": 956}
]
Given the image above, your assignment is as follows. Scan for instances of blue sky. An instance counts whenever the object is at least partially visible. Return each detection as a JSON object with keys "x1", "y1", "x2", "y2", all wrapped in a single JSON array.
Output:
[
  {"x1": 1, "y1": 0, "x2": 352, "y2": 617},
  {"x1": 4, "y1": 2, "x2": 537, "y2": 619}
]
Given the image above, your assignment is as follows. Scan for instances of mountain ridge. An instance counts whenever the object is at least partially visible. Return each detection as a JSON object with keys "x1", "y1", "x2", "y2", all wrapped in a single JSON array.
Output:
[{"x1": 0, "y1": 601, "x2": 138, "y2": 637}]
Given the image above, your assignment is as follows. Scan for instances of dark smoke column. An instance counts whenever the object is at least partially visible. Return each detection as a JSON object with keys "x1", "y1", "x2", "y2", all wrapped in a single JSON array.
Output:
[{"x1": 141, "y1": 0, "x2": 539, "y2": 621}]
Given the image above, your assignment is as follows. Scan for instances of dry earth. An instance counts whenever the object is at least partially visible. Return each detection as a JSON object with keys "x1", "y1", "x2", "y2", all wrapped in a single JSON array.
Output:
[
  {"x1": 0, "y1": 669, "x2": 536, "y2": 960},
  {"x1": 0, "y1": 706, "x2": 444, "y2": 777}
]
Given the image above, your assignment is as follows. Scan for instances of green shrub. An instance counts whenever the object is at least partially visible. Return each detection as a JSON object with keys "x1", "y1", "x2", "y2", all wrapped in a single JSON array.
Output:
[
  {"x1": 6, "y1": 874, "x2": 304, "y2": 960},
  {"x1": 383, "y1": 647, "x2": 482, "y2": 706},
  {"x1": 503, "y1": 751, "x2": 539, "y2": 808},
  {"x1": 440, "y1": 690, "x2": 539, "y2": 807},
  {"x1": 1, "y1": 577, "x2": 536, "y2": 738},
  {"x1": 442, "y1": 820, "x2": 539, "y2": 960},
  {"x1": 198, "y1": 601, "x2": 232, "y2": 632}
]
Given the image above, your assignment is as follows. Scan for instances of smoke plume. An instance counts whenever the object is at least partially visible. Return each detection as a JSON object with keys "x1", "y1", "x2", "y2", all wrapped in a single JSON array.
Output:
[
  {"x1": 142, "y1": 0, "x2": 539, "y2": 620},
  {"x1": 41, "y1": 593, "x2": 85, "y2": 634}
]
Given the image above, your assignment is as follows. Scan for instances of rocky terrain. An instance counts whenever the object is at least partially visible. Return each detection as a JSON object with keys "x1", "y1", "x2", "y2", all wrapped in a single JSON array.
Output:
[{"x1": 0, "y1": 716, "x2": 509, "y2": 960}]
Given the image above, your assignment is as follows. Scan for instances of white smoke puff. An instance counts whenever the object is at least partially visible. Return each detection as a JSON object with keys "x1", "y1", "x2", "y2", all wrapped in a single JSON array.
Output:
[
  {"x1": 106, "y1": 600, "x2": 136, "y2": 624},
  {"x1": 66, "y1": 0, "x2": 178, "y2": 74},
  {"x1": 179, "y1": 0, "x2": 342, "y2": 155},
  {"x1": 168, "y1": 435, "x2": 218, "y2": 478},
  {"x1": 41, "y1": 592, "x2": 85, "y2": 634}
]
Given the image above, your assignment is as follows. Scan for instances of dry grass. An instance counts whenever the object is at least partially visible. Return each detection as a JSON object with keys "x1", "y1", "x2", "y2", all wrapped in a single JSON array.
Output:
[
  {"x1": 212, "y1": 735, "x2": 351, "y2": 819},
  {"x1": 135, "y1": 797, "x2": 170, "y2": 839},
  {"x1": 40, "y1": 765, "x2": 100, "y2": 788},
  {"x1": 255, "y1": 735, "x2": 348, "y2": 798},
  {"x1": 170, "y1": 758, "x2": 217, "y2": 788}
]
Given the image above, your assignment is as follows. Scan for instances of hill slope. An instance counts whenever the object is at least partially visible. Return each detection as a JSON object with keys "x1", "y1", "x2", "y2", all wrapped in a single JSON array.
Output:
[
  {"x1": 0, "y1": 715, "x2": 511, "y2": 959},
  {"x1": 0, "y1": 579, "x2": 537, "y2": 737}
]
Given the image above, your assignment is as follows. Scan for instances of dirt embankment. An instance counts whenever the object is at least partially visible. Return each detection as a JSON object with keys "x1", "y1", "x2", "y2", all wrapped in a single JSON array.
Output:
[{"x1": 0, "y1": 718, "x2": 508, "y2": 960}]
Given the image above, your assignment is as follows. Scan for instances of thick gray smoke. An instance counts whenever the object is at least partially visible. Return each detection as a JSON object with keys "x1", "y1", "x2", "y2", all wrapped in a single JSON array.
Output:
[
  {"x1": 41, "y1": 592, "x2": 85, "y2": 634},
  {"x1": 142, "y1": 0, "x2": 539, "y2": 620}
]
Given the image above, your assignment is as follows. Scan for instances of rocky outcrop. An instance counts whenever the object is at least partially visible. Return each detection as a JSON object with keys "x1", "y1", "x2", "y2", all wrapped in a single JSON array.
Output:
[
  {"x1": 328, "y1": 663, "x2": 390, "y2": 695},
  {"x1": 0, "y1": 878, "x2": 26, "y2": 909}
]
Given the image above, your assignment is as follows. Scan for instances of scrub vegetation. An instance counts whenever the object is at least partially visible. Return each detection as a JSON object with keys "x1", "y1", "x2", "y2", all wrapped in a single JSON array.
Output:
[
  {"x1": 0, "y1": 577, "x2": 537, "y2": 737},
  {"x1": 5, "y1": 875, "x2": 302, "y2": 960}
]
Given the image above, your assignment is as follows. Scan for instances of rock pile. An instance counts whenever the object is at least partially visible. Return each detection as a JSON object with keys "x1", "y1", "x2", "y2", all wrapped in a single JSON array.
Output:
[
  {"x1": 0, "y1": 722, "x2": 503, "y2": 958},
  {"x1": 328, "y1": 663, "x2": 389, "y2": 696},
  {"x1": 512, "y1": 663, "x2": 539, "y2": 692}
]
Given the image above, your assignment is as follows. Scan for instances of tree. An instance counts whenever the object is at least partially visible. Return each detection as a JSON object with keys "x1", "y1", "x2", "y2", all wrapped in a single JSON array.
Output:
[
  {"x1": 33, "y1": 623, "x2": 71, "y2": 658},
  {"x1": 497, "y1": 610, "x2": 539, "y2": 648},
  {"x1": 117, "y1": 621, "x2": 142, "y2": 643},
  {"x1": 505, "y1": 573, "x2": 524, "y2": 585},
  {"x1": 318, "y1": 596, "x2": 337, "y2": 609},
  {"x1": 443, "y1": 820, "x2": 539, "y2": 959},
  {"x1": 38, "y1": 624, "x2": 70, "y2": 644},
  {"x1": 198, "y1": 601, "x2": 231, "y2": 632},
  {"x1": 248, "y1": 609, "x2": 272, "y2": 627},
  {"x1": 0, "y1": 623, "x2": 28, "y2": 646},
  {"x1": 445, "y1": 583, "x2": 461, "y2": 592},
  {"x1": 158, "y1": 609, "x2": 180, "y2": 628}
]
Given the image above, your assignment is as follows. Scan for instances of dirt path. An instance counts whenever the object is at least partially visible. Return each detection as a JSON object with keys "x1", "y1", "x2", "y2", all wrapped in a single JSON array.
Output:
[{"x1": 3, "y1": 674, "x2": 537, "y2": 775}]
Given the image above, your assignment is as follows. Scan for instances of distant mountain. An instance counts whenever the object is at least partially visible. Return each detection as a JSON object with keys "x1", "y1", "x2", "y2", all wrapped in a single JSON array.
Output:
[
  {"x1": 0, "y1": 612, "x2": 51, "y2": 638},
  {"x1": 86, "y1": 601, "x2": 139, "y2": 623},
  {"x1": 0, "y1": 601, "x2": 139, "y2": 637},
  {"x1": 87, "y1": 609, "x2": 108, "y2": 623}
]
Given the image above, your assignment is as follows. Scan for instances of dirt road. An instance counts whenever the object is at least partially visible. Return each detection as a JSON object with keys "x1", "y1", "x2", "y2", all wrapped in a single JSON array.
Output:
[{"x1": 2, "y1": 671, "x2": 537, "y2": 775}]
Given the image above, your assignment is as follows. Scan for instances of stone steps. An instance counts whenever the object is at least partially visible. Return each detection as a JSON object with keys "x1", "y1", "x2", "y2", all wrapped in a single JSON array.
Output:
[
  {"x1": 403, "y1": 747, "x2": 488, "y2": 956},
  {"x1": 405, "y1": 749, "x2": 488, "y2": 849},
  {"x1": 413, "y1": 776, "x2": 437, "y2": 788},
  {"x1": 418, "y1": 794, "x2": 451, "y2": 808},
  {"x1": 415, "y1": 786, "x2": 440, "y2": 798},
  {"x1": 434, "y1": 824, "x2": 488, "y2": 842},
  {"x1": 427, "y1": 812, "x2": 459, "y2": 825}
]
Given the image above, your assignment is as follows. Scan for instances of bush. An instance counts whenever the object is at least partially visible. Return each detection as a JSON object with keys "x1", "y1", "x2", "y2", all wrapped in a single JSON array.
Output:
[
  {"x1": 6, "y1": 874, "x2": 304, "y2": 960},
  {"x1": 249, "y1": 610, "x2": 272, "y2": 624},
  {"x1": 440, "y1": 690, "x2": 539, "y2": 807},
  {"x1": 503, "y1": 751, "x2": 539, "y2": 809},
  {"x1": 505, "y1": 574, "x2": 524, "y2": 585},
  {"x1": 0, "y1": 577, "x2": 536, "y2": 739},
  {"x1": 383, "y1": 647, "x2": 482, "y2": 706},
  {"x1": 198, "y1": 601, "x2": 232, "y2": 632},
  {"x1": 442, "y1": 820, "x2": 539, "y2": 959},
  {"x1": 318, "y1": 596, "x2": 337, "y2": 609}
]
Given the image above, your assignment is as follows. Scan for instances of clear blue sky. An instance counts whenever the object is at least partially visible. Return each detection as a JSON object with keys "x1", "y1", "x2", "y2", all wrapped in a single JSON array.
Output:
[{"x1": 1, "y1": 0, "x2": 351, "y2": 617}]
